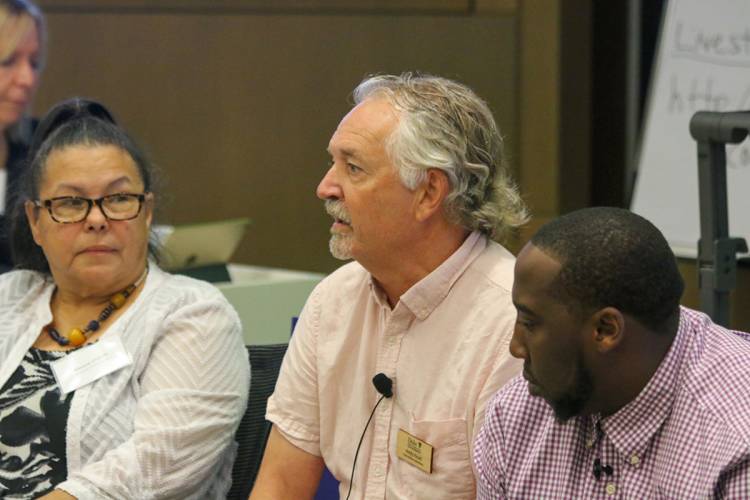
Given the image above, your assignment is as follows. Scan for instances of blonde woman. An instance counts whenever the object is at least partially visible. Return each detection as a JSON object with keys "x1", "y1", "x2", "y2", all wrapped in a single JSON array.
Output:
[{"x1": 0, "y1": 0, "x2": 44, "y2": 272}]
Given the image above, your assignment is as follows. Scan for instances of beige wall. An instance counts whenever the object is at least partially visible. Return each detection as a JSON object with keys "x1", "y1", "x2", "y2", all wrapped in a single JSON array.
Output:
[
  {"x1": 34, "y1": 1, "x2": 518, "y2": 274},
  {"x1": 33, "y1": 1, "x2": 749, "y2": 330}
]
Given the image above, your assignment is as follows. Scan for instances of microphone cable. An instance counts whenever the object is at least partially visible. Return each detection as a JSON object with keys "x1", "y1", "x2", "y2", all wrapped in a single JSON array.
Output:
[{"x1": 345, "y1": 373, "x2": 393, "y2": 500}]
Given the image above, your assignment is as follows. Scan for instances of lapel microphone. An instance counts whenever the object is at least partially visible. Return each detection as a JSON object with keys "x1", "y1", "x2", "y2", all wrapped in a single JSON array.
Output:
[
  {"x1": 372, "y1": 372, "x2": 393, "y2": 398},
  {"x1": 345, "y1": 373, "x2": 394, "y2": 500},
  {"x1": 592, "y1": 458, "x2": 613, "y2": 480}
]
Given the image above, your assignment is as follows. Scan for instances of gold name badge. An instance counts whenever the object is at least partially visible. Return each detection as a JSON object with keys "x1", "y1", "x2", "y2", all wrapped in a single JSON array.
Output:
[{"x1": 396, "y1": 429, "x2": 434, "y2": 474}]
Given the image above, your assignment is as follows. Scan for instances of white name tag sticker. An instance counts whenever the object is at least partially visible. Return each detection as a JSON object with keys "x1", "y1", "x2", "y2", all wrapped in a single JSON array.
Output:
[{"x1": 50, "y1": 335, "x2": 132, "y2": 395}]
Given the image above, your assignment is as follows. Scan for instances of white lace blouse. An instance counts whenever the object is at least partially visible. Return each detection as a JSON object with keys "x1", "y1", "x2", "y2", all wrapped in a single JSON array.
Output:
[{"x1": 0, "y1": 265, "x2": 249, "y2": 499}]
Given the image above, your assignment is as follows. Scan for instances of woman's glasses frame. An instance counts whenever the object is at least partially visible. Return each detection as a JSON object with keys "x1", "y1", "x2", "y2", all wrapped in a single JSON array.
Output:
[{"x1": 33, "y1": 193, "x2": 147, "y2": 224}]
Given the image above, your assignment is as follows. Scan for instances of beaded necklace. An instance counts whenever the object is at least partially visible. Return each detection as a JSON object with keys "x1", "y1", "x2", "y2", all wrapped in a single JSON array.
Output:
[{"x1": 46, "y1": 266, "x2": 149, "y2": 347}]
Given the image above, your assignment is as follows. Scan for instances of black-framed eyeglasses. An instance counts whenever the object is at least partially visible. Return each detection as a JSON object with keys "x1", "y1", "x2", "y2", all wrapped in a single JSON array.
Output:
[{"x1": 34, "y1": 193, "x2": 147, "y2": 224}]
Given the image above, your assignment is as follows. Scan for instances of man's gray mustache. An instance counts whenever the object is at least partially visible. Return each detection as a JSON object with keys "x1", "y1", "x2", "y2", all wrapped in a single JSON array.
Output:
[{"x1": 325, "y1": 200, "x2": 351, "y2": 224}]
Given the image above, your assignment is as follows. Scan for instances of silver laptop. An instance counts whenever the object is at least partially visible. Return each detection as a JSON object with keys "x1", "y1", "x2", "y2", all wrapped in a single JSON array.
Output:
[{"x1": 154, "y1": 218, "x2": 250, "y2": 270}]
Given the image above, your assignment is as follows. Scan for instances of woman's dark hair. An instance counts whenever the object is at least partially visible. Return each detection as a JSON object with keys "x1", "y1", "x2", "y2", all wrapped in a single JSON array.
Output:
[{"x1": 10, "y1": 98, "x2": 159, "y2": 272}]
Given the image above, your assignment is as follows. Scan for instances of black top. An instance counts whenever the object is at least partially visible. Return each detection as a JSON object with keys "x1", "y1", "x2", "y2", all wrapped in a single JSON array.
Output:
[
  {"x1": 0, "y1": 348, "x2": 73, "y2": 498},
  {"x1": 0, "y1": 125, "x2": 34, "y2": 273}
]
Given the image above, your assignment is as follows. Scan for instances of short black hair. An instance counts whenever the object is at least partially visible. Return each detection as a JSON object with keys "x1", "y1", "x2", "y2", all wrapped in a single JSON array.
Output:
[
  {"x1": 530, "y1": 207, "x2": 684, "y2": 333},
  {"x1": 10, "y1": 98, "x2": 159, "y2": 272}
]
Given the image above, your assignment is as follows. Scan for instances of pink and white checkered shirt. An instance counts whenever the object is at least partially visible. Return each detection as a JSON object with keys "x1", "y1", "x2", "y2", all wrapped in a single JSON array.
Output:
[{"x1": 474, "y1": 307, "x2": 750, "y2": 499}]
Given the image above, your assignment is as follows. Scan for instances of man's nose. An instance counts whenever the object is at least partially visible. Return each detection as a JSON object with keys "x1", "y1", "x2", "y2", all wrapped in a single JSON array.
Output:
[
  {"x1": 316, "y1": 164, "x2": 343, "y2": 200},
  {"x1": 509, "y1": 325, "x2": 527, "y2": 360}
]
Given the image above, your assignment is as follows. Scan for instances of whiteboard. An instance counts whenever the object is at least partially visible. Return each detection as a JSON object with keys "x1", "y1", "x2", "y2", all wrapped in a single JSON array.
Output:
[{"x1": 631, "y1": 0, "x2": 750, "y2": 258}]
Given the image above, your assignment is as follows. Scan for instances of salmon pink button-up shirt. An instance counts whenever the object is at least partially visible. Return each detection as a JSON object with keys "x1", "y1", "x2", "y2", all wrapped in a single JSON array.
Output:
[{"x1": 266, "y1": 231, "x2": 521, "y2": 499}]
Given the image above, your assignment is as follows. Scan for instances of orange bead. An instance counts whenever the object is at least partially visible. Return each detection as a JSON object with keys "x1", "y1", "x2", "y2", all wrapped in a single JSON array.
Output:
[
  {"x1": 111, "y1": 293, "x2": 126, "y2": 308},
  {"x1": 68, "y1": 328, "x2": 86, "y2": 347}
]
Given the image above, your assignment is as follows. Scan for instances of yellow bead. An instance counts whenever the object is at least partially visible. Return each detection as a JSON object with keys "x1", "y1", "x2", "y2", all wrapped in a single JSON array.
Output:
[
  {"x1": 111, "y1": 293, "x2": 126, "y2": 308},
  {"x1": 69, "y1": 328, "x2": 86, "y2": 346}
]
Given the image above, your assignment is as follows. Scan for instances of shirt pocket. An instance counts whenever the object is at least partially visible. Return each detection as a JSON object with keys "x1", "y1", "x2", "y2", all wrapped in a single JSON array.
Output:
[{"x1": 393, "y1": 416, "x2": 475, "y2": 500}]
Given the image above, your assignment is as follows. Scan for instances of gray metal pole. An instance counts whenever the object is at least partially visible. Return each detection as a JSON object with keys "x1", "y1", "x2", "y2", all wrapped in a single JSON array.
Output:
[{"x1": 689, "y1": 111, "x2": 750, "y2": 327}]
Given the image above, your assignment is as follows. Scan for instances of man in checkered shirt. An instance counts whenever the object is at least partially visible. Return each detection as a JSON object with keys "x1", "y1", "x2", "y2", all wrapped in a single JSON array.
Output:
[{"x1": 474, "y1": 207, "x2": 750, "y2": 499}]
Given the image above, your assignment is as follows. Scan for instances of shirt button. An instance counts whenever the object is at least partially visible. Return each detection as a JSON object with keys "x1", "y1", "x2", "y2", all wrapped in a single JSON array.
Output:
[
  {"x1": 374, "y1": 465, "x2": 383, "y2": 477},
  {"x1": 630, "y1": 454, "x2": 640, "y2": 466},
  {"x1": 606, "y1": 483, "x2": 617, "y2": 495},
  {"x1": 585, "y1": 438, "x2": 594, "y2": 448}
]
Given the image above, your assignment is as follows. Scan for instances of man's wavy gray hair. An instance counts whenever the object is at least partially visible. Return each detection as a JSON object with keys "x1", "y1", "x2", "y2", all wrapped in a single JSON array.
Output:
[{"x1": 353, "y1": 73, "x2": 528, "y2": 241}]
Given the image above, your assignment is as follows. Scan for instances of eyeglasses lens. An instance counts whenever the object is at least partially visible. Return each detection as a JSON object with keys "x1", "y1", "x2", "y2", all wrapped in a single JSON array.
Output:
[
  {"x1": 102, "y1": 194, "x2": 141, "y2": 218},
  {"x1": 49, "y1": 194, "x2": 142, "y2": 223}
]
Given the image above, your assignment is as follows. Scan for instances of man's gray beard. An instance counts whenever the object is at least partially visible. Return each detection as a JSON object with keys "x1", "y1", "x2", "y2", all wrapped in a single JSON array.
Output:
[{"x1": 329, "y1": 233, "x2": 353, "y2": 260}]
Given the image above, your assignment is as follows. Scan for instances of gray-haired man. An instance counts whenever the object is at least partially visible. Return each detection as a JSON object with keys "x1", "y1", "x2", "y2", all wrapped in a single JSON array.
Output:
[{"x1": 251, "y1": 73, "x2": 527, "y2": 499}]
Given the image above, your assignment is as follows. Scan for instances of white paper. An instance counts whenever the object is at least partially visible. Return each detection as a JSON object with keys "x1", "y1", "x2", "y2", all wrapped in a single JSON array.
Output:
[
  {"x1": 631, "y1": 0, "x2": 750, "y2": 257},
  {"x1": 50, "y1": 335, "x2": 132, "y2": 394}
]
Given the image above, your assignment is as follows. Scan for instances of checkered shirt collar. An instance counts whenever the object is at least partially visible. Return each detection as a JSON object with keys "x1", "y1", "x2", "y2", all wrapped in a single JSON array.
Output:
[{"x1": 594, "y1": 311, "x2": 688, "y2": 461}]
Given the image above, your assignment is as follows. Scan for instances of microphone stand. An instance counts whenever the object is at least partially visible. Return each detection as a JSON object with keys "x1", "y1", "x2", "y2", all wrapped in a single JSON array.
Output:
[{"x1": 689, "y1": 111, "x2": 750, "y2": 327}]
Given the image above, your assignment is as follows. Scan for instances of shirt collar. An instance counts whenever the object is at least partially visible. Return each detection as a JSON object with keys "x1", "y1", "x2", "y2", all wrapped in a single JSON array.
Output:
[
  {"x1": 596, "y1": 309, "x2": 689, "y2": 460},
  {"x1": 369, "y1": 231, "x2": 487, "y2": 320}
]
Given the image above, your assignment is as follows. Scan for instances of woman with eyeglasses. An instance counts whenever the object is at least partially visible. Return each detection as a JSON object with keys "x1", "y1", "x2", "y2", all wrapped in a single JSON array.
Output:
[
  {"x1": 0, "y1": 99, "x2": 249, "y2": 499},
  {"x1": 0, "y1": 0, "x2": 44, "y2": 273}
]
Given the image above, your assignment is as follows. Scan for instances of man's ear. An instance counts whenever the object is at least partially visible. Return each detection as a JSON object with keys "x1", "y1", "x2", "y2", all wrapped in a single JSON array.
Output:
[
  {"x1": 25, "y1": 200, "x2": 43, "y2": 246},
  {"x1": 590, "y1": 307, "x2": 626, "y2": 353},
  {"x1": 414, "y1": 168, "x2": 450, "y2": 222}
]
